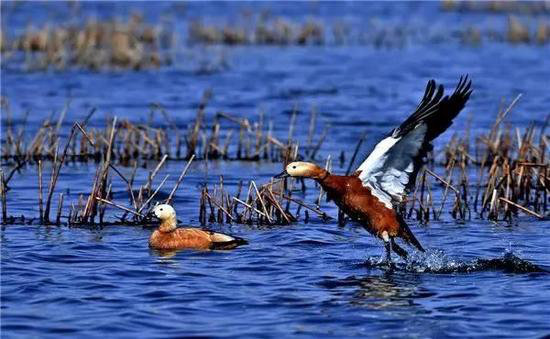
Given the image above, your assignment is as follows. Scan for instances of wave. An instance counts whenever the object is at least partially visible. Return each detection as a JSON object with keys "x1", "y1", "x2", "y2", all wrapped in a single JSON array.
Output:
[{"x1": 363, "y1": 251, "x2": 547, "y2": 274}]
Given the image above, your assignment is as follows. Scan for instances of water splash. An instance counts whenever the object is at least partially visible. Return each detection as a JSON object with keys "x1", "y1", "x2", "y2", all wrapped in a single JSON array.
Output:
[{"x1": 364, "y1": 250, "x2": 547, "y2": 274}]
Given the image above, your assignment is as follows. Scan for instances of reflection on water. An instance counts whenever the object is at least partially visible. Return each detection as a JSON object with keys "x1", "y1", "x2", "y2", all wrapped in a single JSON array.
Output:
[
  {"x1": 321, "y1": 273, "x2": 428, "y2": 309},
  {"x1": 152, "y1": 249, "x2": 179, "y2": 259}
]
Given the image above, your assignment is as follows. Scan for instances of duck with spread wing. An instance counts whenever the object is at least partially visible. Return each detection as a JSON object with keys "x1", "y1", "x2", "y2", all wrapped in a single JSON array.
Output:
[{"x1": 275, "y1": 76, "x2": 473, "y2": 262}]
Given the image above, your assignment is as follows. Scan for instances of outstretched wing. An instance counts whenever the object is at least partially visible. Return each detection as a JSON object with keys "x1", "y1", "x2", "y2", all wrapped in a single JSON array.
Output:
[{"x1": 356, "y1": 76, "x2": 472, "y2": 208}]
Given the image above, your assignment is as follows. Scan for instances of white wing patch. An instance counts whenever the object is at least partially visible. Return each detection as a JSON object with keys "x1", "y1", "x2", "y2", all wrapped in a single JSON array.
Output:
[
  {"x1": 356, "y1": 136, "x2": 400, "y2": 175},
  {"x1": 357, "y1": 125, "x2": 428, "y2": 208}
]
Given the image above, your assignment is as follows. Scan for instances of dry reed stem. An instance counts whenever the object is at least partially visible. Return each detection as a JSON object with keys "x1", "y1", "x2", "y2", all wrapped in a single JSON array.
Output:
[
  {"x1": 499, "y1": 197, "x2": 544, "y2": 219},
  {"x1": 166, "y1": 154, "x2": 195, "y2": 204},
  {"x1": 95, "y1": 197, "x2": 145, "y2": 218},
  {"x1": 138, "y1": 174, "x2": 170, "y2": 215},
  {"x1": 232, "y1": 197, "x2": 269, "y2": 219},
  {"x1": 0, "y1": 170, "x2": 7, "y2": 223}
]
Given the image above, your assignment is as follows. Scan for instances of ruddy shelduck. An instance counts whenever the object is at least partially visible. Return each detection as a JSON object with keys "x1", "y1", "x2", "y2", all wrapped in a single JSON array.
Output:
[
  {"x1": 149, "y1": 204, "x2": 247, "y2": 251},
  {"x1": 276, "y1": 76, "x2": 472, "y2": 262}
]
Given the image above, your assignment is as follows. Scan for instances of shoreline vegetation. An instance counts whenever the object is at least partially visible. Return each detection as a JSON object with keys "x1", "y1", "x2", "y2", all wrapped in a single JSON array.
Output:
[
  {"x1": 1, "y1": 94, "x2": 548, "y2": 227},
  {"x1": 1, "y1": 2, "x2": 549, "y2": 71}
]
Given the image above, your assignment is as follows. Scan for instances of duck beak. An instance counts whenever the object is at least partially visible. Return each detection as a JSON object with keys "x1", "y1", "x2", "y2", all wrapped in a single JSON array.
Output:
[
  {"x1": 274, "y1": 170, "x2": 290, "y2": 179},
  {"x1": 147, "y1": 210, "x2": 157, "y2": 219}
]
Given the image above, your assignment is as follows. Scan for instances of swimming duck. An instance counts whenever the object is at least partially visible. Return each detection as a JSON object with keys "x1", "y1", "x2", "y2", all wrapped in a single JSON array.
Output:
[
  {"x1": 149, "y1": 204, "x2": 247, "y2": 250},
  {"x1": 276, "y1": 76, "x2": 472, "y2": 262}
]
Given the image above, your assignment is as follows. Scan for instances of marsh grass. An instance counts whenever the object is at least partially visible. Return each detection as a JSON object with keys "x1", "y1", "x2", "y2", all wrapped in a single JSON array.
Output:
[
  {"x1": 3, "y1": 5, "x2": 548, "y2": 74},
  {"x1": 0, "y1": 95, "x2": 547, "y2": 226},
  {"x1": 1, "y1": 94, "x2": 327, "y2": 167},
  {"x1": 0, "y1": 96, "x2": 328, "y2": 226},
  {"x1": 401, "y1": 95, "x2": 549, "y2": 223},
  {"x1": 0, "y1": 14, "x2": 174, "y2": 71}
]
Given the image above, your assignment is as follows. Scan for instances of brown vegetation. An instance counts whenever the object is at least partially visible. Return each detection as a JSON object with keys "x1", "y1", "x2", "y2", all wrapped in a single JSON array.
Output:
[
  {"x1": 0, "y1": 95, "x2": 548, "y2": 227},
  {"x1": 0, "y1": 14, "x2": 174, "y2": 70},
  {"x1": 0, "y1": 94, "x2": 326, "y2": 167}
]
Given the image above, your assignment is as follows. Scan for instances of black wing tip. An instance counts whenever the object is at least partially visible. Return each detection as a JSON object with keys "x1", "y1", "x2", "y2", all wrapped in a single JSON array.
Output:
[
  {"x1": 456, "y1": 74, "x2": 473, "y2": 95},
  {"x1": 453, "y1": 74, "x2": 473, "y2": 102},
  {"x1": 395, "y1": 75, "x2": 473, "y2": 139}
]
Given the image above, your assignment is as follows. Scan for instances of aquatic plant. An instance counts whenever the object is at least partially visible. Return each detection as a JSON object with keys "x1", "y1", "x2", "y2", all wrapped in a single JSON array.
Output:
[
  {"x1": 198, "y1": 175, "x2": 332, "y2": 227},
  {"x1": 442, "y1": 0, "x2": 550, "y2": 15},
  {"x1": 0, "y1": 96, "x2": 327, "y2": 167},
  {"x1": 0, "y1": 94, "x2": 547, "y2": 226},
  {"x1": 400, "y1": 95, "x2": 549, "y2": 223},
  {"x1": 0, "y1": 14, "x2": 174, "y2": 71},
  {"x1": 3, "y1": 4, "x2": 549, "y2": 74}
]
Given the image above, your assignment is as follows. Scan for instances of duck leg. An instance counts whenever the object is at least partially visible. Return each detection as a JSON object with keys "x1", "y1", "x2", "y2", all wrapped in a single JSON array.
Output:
[{"x1": 382, "y1": 231, "x2": 392, "y2": 264}]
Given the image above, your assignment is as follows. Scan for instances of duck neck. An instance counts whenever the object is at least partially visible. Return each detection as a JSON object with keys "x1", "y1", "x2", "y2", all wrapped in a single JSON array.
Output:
[
  {"x1": 159, "y1": 216, "x2": 177, "y2": 233},
  {"x1": 313, "y1": 168, "x2": 330, "y2": 183}
]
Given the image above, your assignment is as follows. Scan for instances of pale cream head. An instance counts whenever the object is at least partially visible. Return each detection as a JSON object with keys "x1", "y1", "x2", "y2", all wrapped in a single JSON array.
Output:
[
  {"x1": 153, "y1": 204, "x2": 176, "y2": 220},
  {"x1": 285, "y1": 161, "x2": 322, "y2": 178}
]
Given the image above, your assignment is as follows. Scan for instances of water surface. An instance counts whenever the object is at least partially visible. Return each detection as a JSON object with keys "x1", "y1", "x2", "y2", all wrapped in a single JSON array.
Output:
[{"x1": 2, "y1": 2, "x2": 550, "y2": 338}]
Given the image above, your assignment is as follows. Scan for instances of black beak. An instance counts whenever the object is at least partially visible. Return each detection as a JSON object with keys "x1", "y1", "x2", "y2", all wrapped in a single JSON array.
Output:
[
  {"x1": 147, "y1": 210, "x2": 157, "y2": 219},
  {"x1": 274, "y1": 170, "x2": 290, "y2": 179}
]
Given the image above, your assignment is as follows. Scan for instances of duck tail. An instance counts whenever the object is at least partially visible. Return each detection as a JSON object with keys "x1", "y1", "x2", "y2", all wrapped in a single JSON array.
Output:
[
  {"x1": 397, "y1": 215, "x2": 425, "y2": 252},
  {"x1": 208, "y1": 231, "x2": 248, "y2": 250},
  {"x1": 391, "y1": 238, "x2": 409, "y2": 259}
]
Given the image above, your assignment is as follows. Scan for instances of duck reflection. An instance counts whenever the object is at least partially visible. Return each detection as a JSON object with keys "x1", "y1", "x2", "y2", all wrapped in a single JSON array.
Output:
[
  {"x1": 151, "y1": 248, "x2": 179, "y2": 259},
  {"x1": 321, "y1": 271, "x2": 433, "y2": 309}
]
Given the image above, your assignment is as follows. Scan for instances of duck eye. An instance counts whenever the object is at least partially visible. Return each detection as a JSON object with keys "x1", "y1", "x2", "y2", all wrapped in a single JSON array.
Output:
[
  {"x1": 160, "y1": 208, "x2": 163, "y2": 211},
  {"x1": 292, "y1": 166, "x2": 296, "y2": 169}
]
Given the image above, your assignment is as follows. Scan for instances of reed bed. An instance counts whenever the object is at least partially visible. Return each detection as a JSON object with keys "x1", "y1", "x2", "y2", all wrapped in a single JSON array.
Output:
[
  {"x1": 400, "y1": 95, "x2": 549, "y2": 223},
  {"x1": 197, "y1": 175, "x2": 332, "y2": 227},
  {"x1": 1, "y1": 96, "x2": 327, "y2": 167},
  {"x1": 442, "y1": 0, "x2": 550, "y2": 15},
  {"x1": 0, "y1": 97, "x2": 329, "y2": 226},
  {"x1": 188, "y1": 11, "x2": 550, "y2": 47},
  {"x1": 189, "y1": 16, "x2": 325, "y2": 46},
  {"x1": 460, "y1": 16, "x2": 550, "y2": 46},
  {"x1": 0, "y1": 95, "x2": 547, "y2": 227},
  {"x1": 0, "y1": 117, "x2": 196, "y2": 226},
  {"x1": 3, "y1": 6, "x2": 547, "y2": 73},
  {"x1": 0, "y1": 14, "x2": 175, "y2": 70}
]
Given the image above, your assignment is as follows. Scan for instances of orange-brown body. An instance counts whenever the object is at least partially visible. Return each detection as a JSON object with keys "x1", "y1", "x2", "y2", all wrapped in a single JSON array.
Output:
[
  {"x1": 318, "y1": 172, "x2": 405, "y2": 238},
  {"x1": 149, "y1": 228, "x2": 216, "y2": 250},
  {"x1": 148, "y1": 213, "x2": 245, "y2": 251},
  {"x1": 320, "y1": 173, "x2": 402, "y2": 239},
  {"x1": 299, "y1": 165, "x2": 420, "y2": 248}
]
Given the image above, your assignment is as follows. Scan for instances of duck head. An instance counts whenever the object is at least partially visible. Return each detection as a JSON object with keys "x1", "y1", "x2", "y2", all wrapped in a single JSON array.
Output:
[
  {"x1": 275, "y1": 161, "x2": 329, "y2": 180},
  {"x1": 152, "y1": 204, "x2": 177, "y2": 232}
]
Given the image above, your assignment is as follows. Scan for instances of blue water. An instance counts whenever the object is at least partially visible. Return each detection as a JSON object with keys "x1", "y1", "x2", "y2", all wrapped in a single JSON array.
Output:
[{"x1": 2, "y1": 2, "x2": 550, "y2": 338}]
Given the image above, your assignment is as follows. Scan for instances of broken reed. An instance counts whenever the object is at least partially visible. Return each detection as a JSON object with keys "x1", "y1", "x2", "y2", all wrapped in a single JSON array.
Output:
[
  {"x1": 1, "y1": 96, "x2": 328, "y2": 167},
  {"x1": 0, "y1": 13, "x2": 175, "y2": 70},
  {"x1": 0, "y1": 114, "x2": 197, "y2": 226},
  {"x1": 198, "y1": 175, "x2": 332, "y2": 227}
]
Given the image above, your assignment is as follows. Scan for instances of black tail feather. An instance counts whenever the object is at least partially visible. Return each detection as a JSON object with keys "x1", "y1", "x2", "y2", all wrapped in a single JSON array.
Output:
[
  {"x1": 397, "y1": 214, "x2": 425, "y2": 253},
  {"x1": 209, "y1": 237, "x2": 248, "y2": 250},
  {"x1": 391, "y1": 238, "x2": 409, "y2": 259}
]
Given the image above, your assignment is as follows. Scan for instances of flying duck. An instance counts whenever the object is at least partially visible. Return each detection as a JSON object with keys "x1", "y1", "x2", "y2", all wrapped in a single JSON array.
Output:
[
  {"x1": 149, "y1": 204, "x2": 247, "y2": 251},
  {"x1": 276, "y1": 76, "x2": 472, "y2": 262}
]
